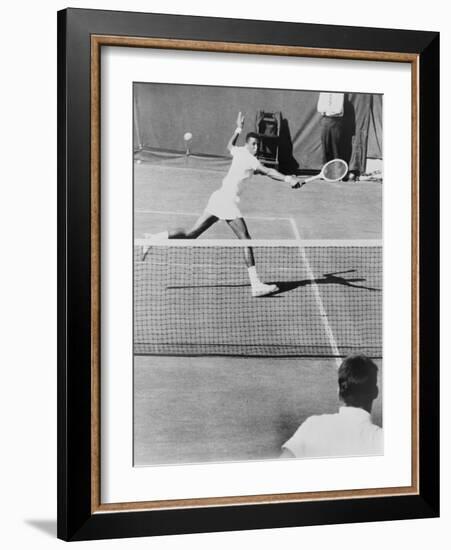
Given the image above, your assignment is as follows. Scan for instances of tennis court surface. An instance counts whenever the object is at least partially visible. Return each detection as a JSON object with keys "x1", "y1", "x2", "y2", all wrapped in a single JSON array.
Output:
[
  {"x1": 133, "y1": 159, "x2": 383, "y2": 466},
  {"x1": 134, "y1": 161, "x2": 382, "y2": 240},
  {"x1": 134, "y1": 356, "x2": 382, "y2": 465},
  {"x1": 133, "y1": 241, "x2": 383, "y2": 465}
]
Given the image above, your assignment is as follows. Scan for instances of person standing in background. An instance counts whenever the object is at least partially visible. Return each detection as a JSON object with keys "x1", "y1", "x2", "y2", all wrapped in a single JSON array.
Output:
[{"x1": 317, "y1": 92, "x2": 345, "y2": 163}]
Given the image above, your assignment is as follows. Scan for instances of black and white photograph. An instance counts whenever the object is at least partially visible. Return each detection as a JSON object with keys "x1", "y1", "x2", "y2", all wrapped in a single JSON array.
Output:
[
  {"x1": 133, "y1": 83, "x2": 383, "y2": 466},
  {"x1": 1, "y1": 0, "x2": 444, "y2": 546}
]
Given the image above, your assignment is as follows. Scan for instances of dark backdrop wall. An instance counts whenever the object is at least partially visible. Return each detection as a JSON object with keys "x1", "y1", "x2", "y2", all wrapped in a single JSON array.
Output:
[{"x1": 134, "y1": 83, "x2": 382, "y2": 172}]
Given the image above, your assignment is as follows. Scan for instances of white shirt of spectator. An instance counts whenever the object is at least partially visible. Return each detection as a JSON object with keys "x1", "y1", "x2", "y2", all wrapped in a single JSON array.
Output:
[
  {"x1": 317, "y1": 92, "x2": 345, "y2": 117},
  {"x1": 220, "y1": 145, "x2": 260, "y2": 200},
  {"x1": 282, "y1": 406, "x2": 383, "y2": 458}
]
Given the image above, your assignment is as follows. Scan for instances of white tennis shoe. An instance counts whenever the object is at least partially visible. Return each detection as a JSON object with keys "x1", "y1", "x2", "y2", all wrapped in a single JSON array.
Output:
[{"x1": 251, "y1": 282, "x2": 278, "y2": 297}]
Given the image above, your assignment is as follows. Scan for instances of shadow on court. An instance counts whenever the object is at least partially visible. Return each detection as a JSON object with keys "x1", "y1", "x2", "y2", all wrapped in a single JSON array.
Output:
[
  {"x1": 273, "y1": 271, "x2": 382, "y2": 295},
  {"x1": 165, "y1": 270, "x2": 381, "y2": 295}
]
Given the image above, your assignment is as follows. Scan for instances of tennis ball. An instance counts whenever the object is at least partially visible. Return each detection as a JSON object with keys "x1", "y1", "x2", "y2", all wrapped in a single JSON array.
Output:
[{"x1": 184, "y1": 132, "x2": 193, "y2": 141}]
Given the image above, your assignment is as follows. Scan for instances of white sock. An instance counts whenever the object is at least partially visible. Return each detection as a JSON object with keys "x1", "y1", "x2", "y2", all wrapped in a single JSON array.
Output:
[{"x1": 247, "y1": 266, "x2": 261, "y2": 287}]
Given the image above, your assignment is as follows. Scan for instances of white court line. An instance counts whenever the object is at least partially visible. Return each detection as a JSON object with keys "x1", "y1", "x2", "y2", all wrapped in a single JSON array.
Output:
[
  {"x1": 135, "y1": 208, "x2": 292, "y2": 223},
  {"x1": 289, "y1": 218, "x2": 342, "y2": 368},
  {"x1": 135, "y1": 161, "x2": 230, "y2": 175}
]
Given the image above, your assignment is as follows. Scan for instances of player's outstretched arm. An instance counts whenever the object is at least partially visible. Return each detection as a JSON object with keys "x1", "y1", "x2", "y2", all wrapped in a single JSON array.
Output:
[
  {"x1": 226, "y1": 111, "x2": 245, "y2": 153},
  {"x1": 256, "y1": 162, "x2": 303, "y2": 188}
]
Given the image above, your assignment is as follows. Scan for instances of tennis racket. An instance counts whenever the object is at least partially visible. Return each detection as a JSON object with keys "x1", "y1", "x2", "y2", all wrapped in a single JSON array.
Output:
[{"x1": 301, "y1": 158, "x2": 348, "y2": 185}]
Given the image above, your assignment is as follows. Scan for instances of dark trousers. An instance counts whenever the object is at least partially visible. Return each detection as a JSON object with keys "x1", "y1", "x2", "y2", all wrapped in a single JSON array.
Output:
[{"x1": 320, "y1": 116, "x2": 344, "y2": 163}]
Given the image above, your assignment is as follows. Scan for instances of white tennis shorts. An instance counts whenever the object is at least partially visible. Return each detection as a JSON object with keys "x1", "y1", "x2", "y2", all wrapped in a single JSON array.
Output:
[{"x1": 205, "y1": 189, "x2": 242, "y2": 220}]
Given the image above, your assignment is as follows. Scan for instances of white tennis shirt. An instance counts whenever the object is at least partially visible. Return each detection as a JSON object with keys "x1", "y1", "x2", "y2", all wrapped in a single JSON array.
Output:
[
  {"x1": 282, "y1": 406, "x2": 383, "y2": 458},
  {"x1": 220, "y1": 145, "x2": 260, "y2": 200}
]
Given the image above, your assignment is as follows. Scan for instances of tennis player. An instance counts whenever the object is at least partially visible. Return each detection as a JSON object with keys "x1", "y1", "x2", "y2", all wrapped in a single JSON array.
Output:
[{"x1": 144, "y1": 112, "x2": 302, "y2": 297}]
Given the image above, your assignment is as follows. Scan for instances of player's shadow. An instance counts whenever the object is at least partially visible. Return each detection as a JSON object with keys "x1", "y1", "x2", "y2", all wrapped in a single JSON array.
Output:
[
  {"x1": 168, "y1": 283, "x2": 251, "y2": 290},
  {"x1": 166, "y1": 270, "x2": 381, "y2": 296},
  {"x1": 270, "y1": 269, "x2": 382, "y2": 296}
]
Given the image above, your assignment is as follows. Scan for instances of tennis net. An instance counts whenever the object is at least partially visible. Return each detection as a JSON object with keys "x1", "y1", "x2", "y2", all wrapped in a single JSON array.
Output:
[{"x1": 134, "y1": 240, "x2": 382, "y2": 358}]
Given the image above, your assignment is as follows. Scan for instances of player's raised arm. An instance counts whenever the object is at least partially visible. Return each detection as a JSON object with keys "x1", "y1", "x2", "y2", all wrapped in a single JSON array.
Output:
[
  {"x1": 255, "y1": 161, "x2": 303, "y2": 189},
  {"x1": 226, "y1": 111, "x2": 245, "y2": 153}
]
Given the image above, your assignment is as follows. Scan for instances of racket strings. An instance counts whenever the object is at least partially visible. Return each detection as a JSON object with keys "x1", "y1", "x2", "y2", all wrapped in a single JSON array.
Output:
[{"x1": 323, "y1": 159, "x2": 348, "y2": 181}]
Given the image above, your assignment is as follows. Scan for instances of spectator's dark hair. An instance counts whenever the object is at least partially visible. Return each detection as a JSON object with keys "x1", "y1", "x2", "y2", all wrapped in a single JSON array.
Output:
[
  {"x1": 338, "y1": 354, "x2": 378, "y2": 408},
  {"x1": 246, "y1": 132, "x2": 260, "y2": 142}
]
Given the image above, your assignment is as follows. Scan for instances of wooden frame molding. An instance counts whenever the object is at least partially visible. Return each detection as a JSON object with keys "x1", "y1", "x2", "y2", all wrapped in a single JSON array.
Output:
[{"x1": 90, "y1": 34, "x2": 420, "y2": 515}]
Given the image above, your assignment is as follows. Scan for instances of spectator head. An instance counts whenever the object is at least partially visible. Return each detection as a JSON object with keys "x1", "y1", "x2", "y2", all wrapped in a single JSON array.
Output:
[{"x1": 338, "y1": 354, "x2": 379, "y2": 411}]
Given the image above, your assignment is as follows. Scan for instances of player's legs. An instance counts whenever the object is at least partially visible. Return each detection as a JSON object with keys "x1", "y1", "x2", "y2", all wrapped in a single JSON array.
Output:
[
  {"x1": 226, "y1": 217, "x2": 278, "y2": 297},
  {"x1": 225, "y1": 217, "x2": 254, "y2": 267},
  {"x1": 142, "y1": 212, "x2": 218, "y2": 259},
  {"x1": 168, "y1": 211, "x2": 219, "y2": 239}
]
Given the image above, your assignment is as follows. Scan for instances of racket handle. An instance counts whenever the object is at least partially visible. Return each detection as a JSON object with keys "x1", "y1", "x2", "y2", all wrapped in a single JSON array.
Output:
[{"x1": 303, "y1": 174, "x2": 320, "y2": 184}]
